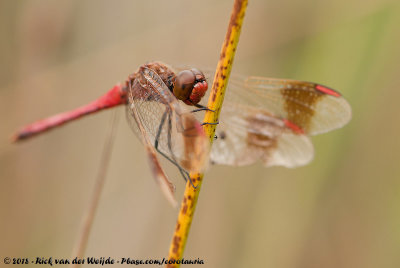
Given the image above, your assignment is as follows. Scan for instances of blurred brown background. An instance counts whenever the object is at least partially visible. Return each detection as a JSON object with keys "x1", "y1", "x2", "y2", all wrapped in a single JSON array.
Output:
[{"x1": 1, "y1": 0, "x2": 400, "y2": 267}]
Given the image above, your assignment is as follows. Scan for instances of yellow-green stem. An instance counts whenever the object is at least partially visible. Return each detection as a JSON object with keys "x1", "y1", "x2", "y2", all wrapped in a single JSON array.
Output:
[{"x1": 166, "y1": 0, "x2": 248, "y2": 267}]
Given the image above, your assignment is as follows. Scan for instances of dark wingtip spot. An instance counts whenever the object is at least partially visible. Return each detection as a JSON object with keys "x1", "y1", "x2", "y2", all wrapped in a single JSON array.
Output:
[{"x1": 315, "y1": 84, "x2": 341, "y2": 97}]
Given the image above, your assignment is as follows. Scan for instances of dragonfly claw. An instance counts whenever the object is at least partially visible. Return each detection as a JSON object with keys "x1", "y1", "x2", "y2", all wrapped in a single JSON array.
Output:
[
  {"x1": 190, "y1": 179, "x2": 198, "y2": 189},
  {"x1": 183, "y1": 172, "x2": 198, "y2": 189}
]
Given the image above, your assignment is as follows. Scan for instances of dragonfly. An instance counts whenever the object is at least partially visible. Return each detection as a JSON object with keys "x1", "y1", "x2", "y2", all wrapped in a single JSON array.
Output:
[
  {"x1": 13, "y1": 62, "x2": 211, "y2": 206},
  {"x1": 12, "y1": 61, "x2": 351, "y2": 204}
]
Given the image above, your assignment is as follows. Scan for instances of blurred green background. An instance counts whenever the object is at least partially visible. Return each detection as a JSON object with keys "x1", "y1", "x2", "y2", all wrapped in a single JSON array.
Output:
[{"x1": 1, "y1": 0, "x2": 400, "y2": 267}]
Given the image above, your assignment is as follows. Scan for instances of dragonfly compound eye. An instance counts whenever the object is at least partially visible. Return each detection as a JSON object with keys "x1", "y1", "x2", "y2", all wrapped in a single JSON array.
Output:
[
  {"x1": 188, "y1": 68, "x2": 208, "y2": 105},
  {"x1": 174, "y1": 70, "x2": 196, "y2": 102},
  {"x1": 190, "y1": 68, "x2": 206, "y2": 82}
]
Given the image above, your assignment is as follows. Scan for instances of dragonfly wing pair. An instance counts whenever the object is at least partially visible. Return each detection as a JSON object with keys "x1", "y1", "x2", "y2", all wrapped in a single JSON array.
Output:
[{"x1": 204, "y1": 74, "x2": 352, "y2": 168}]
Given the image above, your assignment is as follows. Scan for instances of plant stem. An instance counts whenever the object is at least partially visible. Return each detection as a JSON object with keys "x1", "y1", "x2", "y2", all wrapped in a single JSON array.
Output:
[
  {"x1": 166, "y1": 0, "x2": 248, "y2": 266},
  {"x1": 69, "y1": 110, "x2": 119, "y2": 268}
]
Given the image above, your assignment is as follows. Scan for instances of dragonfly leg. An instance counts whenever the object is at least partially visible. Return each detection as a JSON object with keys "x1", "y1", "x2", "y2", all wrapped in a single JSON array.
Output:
[
  {"x1": 166, "y1": 111, "x2": 197, "y2": 189},
  {"x1": 201, "y1": 121, "x2": 219, "y2": 126},
  {"x1": 191, "y1": 104, "x2": 215, "y2": 113},
  {"x1": 153, "y1": 110, "x2": 197, "y2": 188},
  {"x1": 154, "y1": 144, "x2": 193, "y2": 185}
]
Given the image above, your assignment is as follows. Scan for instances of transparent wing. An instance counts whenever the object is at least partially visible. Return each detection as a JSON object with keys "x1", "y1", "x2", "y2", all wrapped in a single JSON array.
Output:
[
  {"x1": 201, "y1": 71, "x2": 352, "y2": 135},
  {"x1": 126, "y1": 67, "x2": 209, "y2": 175},
  {"x1": 227, "y1": 76, "x2": 352, "y2": 135},
  {"x1": 199, "y1": 70, "x2": 351, "y2": 167},
  {"x1": 211, "y1": 105, "x2": 314, "y2": 168},
  {"x1": 127, "y1": 99, "x2": 177, "y2": 207}
]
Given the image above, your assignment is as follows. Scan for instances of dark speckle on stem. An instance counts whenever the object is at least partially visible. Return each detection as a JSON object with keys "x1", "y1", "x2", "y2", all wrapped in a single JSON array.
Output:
[{"x1": 182, "y1": 204, "x2": 188, "y2": 215}]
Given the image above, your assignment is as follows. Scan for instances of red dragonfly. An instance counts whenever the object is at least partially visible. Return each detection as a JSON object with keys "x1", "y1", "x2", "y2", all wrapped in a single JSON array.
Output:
[
  {"x1": 13, "y1": 62, "x2": 211, "y2": 206},
  {"x1": 13, "y1": 61, "x2": 351, "y2": 203}
]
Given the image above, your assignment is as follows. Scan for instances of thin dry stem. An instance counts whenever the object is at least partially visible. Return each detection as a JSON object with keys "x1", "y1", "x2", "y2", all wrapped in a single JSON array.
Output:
[{"x1": 69, "y1": 110, "x2": 119, "y2": 268}]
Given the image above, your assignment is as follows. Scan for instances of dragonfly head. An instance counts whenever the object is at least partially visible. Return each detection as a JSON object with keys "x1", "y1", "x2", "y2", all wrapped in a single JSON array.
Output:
[{"x1": 174, "y1": 68, "x2": 208, "y2": 105}]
